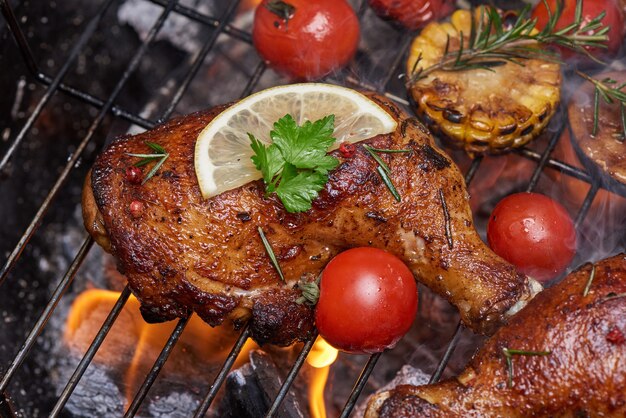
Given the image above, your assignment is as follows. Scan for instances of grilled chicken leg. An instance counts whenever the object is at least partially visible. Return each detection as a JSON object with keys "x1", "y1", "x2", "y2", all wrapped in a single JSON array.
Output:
[
  {"x1": 82, "y1": 93, "x2": 539, "y2": 345},
  {"x1": 366, "y1": 253, "x2": 626, "y2": 417}
]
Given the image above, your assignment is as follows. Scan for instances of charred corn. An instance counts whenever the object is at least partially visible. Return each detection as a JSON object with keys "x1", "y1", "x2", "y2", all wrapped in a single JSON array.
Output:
[{"x1": 406, "y1": 9, "x2": 561, "y2": 155}]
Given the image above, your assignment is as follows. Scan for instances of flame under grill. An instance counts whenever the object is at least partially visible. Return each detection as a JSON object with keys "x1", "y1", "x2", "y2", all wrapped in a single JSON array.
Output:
[{"x1": 0, "y1": 0, "x2": 625, "y2": 417}]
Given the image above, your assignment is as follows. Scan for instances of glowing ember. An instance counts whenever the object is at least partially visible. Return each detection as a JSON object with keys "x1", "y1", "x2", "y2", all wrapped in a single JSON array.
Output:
[{"x1": 306, "y1": 337, "x2": 339, "y2": 418}]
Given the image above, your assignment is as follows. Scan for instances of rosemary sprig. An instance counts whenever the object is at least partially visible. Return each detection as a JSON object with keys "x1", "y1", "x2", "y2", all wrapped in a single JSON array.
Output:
[
  {"x1": 599, "y1": 292, "x2": 626, "y2": 304},
  {"x1": 438, "y1": 189, "x2": 453, "y2": 250},
  {"x1": 127, "y1": 141, "x2": 169, "y2": 184},
  {"x1": 408, "y1": 0, "x2": 609, "y2": 84},
  {"x1": 502, "y1": 347, "x2": 551, "y2": 388},
  {"x1": 363, "y1": 145, "x2": 402, "y2": 202},
  {"x1": 258, "y1": 226, "x2": 285, "y2": 283},
  {"x1": 407, "y1": 0, "x2": 626, "y2": 144},
  {"x1": 575, "y1": 71, "x2": 626, "y2": 139},
  {"x1": 582, "y1": 265, "x2": 596, "y2": 296},
  {"x1": 363, "y1": 147, "x2": 411, "y2": 154}
]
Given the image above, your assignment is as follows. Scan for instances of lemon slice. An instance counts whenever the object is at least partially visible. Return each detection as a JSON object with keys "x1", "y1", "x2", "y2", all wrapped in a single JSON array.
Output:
[{"x1": 194, "y1": 83, "x2": 398, "y2": 199}]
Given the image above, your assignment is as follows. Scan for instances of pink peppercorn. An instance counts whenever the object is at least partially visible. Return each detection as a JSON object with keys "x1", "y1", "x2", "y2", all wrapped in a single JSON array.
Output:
[
  {"x1": 129, "y1": 200, "x2": 144, "y2": 218},
  {"x1": 339, "y1": 142, "x2": 356, "y2": 158},
  {"x1": 126, "y1": 166, "x2": 143, "y2": 184}
]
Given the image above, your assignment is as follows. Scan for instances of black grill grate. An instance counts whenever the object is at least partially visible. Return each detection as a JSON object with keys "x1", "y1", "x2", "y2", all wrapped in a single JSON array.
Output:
[{"x1": 0, "y1": 0, "x2": 624, "y2": 417}]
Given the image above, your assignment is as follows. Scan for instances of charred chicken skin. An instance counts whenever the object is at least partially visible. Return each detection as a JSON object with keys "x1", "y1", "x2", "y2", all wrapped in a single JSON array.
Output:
[
  {"x1": 365, "y1": 253, "x2": 626, "y2": 418},
  {"x1": 82, "y1": 93, "x2": 538, "y2": 345}
]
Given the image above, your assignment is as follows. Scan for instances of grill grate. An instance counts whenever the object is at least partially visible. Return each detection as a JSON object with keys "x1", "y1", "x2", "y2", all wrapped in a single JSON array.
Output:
[{"x1": 0, "y1": 0, "x2": 624, "y2": 417}]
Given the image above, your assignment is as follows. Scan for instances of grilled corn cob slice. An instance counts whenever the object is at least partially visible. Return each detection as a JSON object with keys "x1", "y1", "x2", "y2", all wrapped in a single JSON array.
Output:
[{"x1": 406, "y1": 9, "x2": 562, "y2": 155}]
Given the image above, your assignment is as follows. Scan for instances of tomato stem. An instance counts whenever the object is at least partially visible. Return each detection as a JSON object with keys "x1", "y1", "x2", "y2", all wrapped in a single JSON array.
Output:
[{"x1": 265, "y1": 0, "x2": 296, "y2": 26}]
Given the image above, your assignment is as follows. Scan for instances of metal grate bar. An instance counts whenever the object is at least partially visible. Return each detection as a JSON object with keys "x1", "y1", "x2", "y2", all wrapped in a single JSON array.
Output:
[
  {"x1": 34, "y1": 72, "x2": 156, "y2": 129},
  {"x1": 0, "y1": 0, "x2": 116, "y2": 171},
  {"x1": 0, "y1": 0, "x2": 178, "y2": 285},
  {"x1": 239, "y1": 61, "x2": 267, "y2": 99},
  {"x1": 0, "y1": 0, "x2": 38, "y2": 78},
  {"x1": 123, "y1": 316, "x2": 191, "y2": 417},
  {"x1": 464, "y1": 155, "x2": 483, "y2": 184},
  {"x1": 193, "y1": 325, "x2": 252, "y2": 418},
  {"x1": 339, "y1": 352, "x2": 382, "y2": 418},
  {"x1": 428, "y1": 321, "x2": 464, "y2": 384},
  {"x1": 49, "y1": 285, "x2": 132, "y2": 417},
  {"x1": 157, "y1": 0, "x2": 241, "y2": 123},
  {"x1": 525, "y1": 113, "x2": 567, "y2": 193},
  {"x1": 516, "y1": 146, "x2": 593, "y2": 184},
  {"x1": 264, "y1": 333, "x2": 318, "y2": 418},
  {"x1": 148, "y1": 0, "x2": 252, "y2": 44},
  {"x1": 0, "y1": 237, "x2": 94, "y2": 393},
  {"x1": 376, "y1": 35, "x2": 413, "y2": 93},
  {"x1": 574, "y1": 181, "x2": 600, "y2": 228}
]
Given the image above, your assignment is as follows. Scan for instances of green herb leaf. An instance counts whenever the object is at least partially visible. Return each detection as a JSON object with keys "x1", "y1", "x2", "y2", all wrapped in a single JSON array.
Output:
[
  {"x1": 276, "y1": 164, "x2": 327, "y2": 213},
  {"x1": 127, "y1": 141, "x2": 169, "y2": 184},
  {"x1": 249, "y1": 134, "x2": 285, "y2": 185},
  {"x1": 296, "y1": 275, "x2": 321, "y2": 305},
  {"x1": 249, "y1": 114, "x2": 339, "y2": 213},
  {"x1": 502, "y1": 347, "x2": 551, "y2": 388},
  {"x1": 363, "y1": 145, "x2": 403, "y2": 201},
  {"x1": 146, "y1": 141, "x2": 166, "y2": 154},
  {"x1": 583, "y1": 265, "x2": 596, "y2": 296},
  {"x1": 258, "y1": 226, "x2": 285, "y2": 283},
  {"x1": 271, "y1": 114, "x2": 339, "y2": 172}
]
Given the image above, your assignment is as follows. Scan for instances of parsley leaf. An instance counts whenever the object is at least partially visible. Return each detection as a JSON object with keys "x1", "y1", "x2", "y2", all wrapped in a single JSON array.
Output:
[
  {"x1": 249, "y1": 134, "x2": 284, "y2": 188},
  {"x1": 249, "y1": 114, "x2": 340, "y2": 213},
  {"x1": 276, "y1": 164, "x2": 328, "y2": 213}
]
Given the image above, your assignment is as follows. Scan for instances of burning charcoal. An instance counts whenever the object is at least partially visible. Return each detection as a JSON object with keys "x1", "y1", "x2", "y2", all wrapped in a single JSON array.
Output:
[
  {"x1": 61, "y1": 365, "x2": 125, "y2": 417},
  {"x1": 217, "y1": 350, "x2": 307, "y2": 418},
  {"x1": 219, "y1": 362, "x2": 269, "y2": 418}
]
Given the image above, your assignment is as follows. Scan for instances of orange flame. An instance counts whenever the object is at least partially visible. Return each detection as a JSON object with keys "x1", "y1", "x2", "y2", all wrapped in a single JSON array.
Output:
[
  {"x1": 64, "y1": 289, "x2": 257, "y2": 407},
  {"x1": 306, "y1": 337, "x2": 339, "y2": 418}
]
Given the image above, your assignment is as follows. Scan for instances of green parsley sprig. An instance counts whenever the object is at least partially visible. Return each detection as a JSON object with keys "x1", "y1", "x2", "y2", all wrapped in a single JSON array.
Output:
[
  {"x1": 249, "y1": 114, "x2": 339, "y2": 213},
  {"x1": 127, "y1": 141, "x2": 170, "y2": 184}
]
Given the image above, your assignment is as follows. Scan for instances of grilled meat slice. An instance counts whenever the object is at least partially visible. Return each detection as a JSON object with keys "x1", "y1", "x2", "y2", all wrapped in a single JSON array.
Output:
[
  {"x1": 82, "y1": 93, "x2": 539, "y2": 346},
  {"x1": 569, "y1": 71, "x2": 626, "y2": 193},
  {"x1": 365, "y1": 253, "x2": 626, "y2": 418}
]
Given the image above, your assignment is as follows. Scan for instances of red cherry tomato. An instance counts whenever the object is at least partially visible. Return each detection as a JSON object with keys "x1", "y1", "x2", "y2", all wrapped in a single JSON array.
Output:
[
  {"x1": 531, "y1": 0, "x2": 624, "y2": 59},
  {"x1": 252, "y1": 0, "x2": 360, "y2": 81},
  {"x1": 315, "y1": 247, "x2": 418, "y2": 354},
  {"x1": 487, "y1": 192, "x2": 577, "y2": 283},
  {"x1": 368, "y1": 0, "x2": 455, "y2": 30}
]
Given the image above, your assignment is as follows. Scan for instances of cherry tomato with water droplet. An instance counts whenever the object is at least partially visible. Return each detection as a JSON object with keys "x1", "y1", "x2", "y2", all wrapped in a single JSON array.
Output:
[
  {"x1": 315, "y1": 247, "x2": 418, "y2": 353},
  {"x1": 487, "y1": 192, "x2": 577, "y2": 283}
]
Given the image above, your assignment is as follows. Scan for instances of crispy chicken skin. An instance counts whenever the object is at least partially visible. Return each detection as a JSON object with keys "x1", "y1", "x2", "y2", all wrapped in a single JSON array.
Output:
[
  {"x1": 365, "y1": 253, "x2": 626, "y2": 418},
  {"x1": 82, "y1": 93, "x2": 538, "y2": 345}
]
